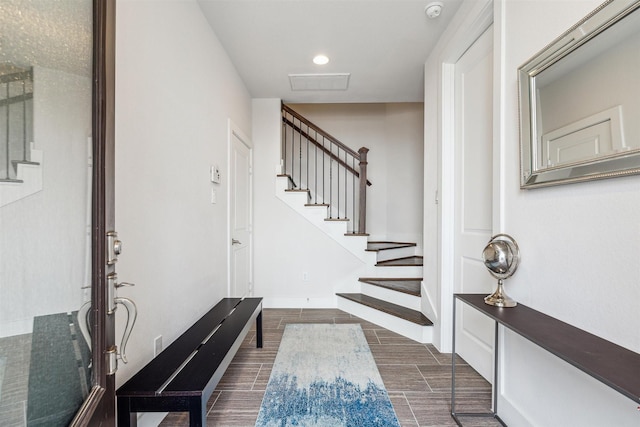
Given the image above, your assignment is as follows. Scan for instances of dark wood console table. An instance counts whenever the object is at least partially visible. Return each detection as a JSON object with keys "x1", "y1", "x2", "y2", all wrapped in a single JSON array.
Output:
[{"x1": 451, "y1": 293, "x2": 640, "y2": 426}]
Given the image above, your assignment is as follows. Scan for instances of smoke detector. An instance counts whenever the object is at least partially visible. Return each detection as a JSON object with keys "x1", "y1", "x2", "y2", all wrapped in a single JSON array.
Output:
[{"x1": 425, "y1": 2, "x2": 443, "y2": 19}]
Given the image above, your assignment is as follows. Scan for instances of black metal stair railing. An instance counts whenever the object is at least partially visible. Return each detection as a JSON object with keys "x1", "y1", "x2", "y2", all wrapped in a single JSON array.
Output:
[
  {"x1": 1, "y1": 67, "x2": 34, "y2": 182},
  {"x1": 281, "y1": 103, "x2": 370, "y2": 235}
]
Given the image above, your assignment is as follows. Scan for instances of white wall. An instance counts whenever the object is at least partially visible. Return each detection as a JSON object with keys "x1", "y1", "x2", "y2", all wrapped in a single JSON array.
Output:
[
  {"x1": 252, "y1": 99, "x2": 366, "y2": 308},
  {"x1": 499, "y1": 1, "x2": 639, "y2": 425},
  {"x1": 426, "y1": 0, "x2": 640, "y2": 425},
  {"x1": 114, "y1": 0, "x2": 251, "y2": 388},
  {"x1": 0, "y1": 66, "x2": 91, "y2": 337},
  {"x1": 289, "y1": 103, "x2": 424, "y2": 246}
]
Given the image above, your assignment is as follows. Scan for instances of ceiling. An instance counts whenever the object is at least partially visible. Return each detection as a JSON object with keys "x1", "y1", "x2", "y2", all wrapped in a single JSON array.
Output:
[
  {"x1": 198, "y1": 0, "x2": 463, "y2": 103},
  {"x1": 0, "y1": 0, "x2": 92, "y2": 77}
]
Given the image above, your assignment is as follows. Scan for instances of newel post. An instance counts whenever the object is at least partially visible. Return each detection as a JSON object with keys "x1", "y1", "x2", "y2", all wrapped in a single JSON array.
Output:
[{"x1": 358, "y1": 147, "x2": 369, "y2": 235}]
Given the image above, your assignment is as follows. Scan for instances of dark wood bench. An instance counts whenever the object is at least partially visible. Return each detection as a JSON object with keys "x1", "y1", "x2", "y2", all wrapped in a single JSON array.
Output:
[{"x1": 116, "y1": 297, "x2": 263, "y2": 426}]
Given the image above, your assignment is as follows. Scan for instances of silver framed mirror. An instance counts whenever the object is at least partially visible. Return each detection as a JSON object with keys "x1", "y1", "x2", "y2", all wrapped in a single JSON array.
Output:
[{"x1": 518, "y1": 0, "x2": 640, "y2": 188}]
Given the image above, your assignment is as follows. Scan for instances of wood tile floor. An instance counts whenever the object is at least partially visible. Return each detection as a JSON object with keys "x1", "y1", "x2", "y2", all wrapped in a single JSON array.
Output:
[{"x1": 159, "y1": 308, "x2": 501, "y2": 427}]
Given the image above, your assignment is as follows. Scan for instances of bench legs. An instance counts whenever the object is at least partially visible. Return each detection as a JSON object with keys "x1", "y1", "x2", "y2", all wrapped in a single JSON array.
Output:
[
  {"x1": 188, "y1": 397, "x2": 206, "y2": 427},
  {"x1": 256, "y1": 310, "x2": 263, "y2": 348},
  {"x1": 117, "y1": 397, "x2": 206, "y2": 427},
  {"x1": 117, "y1": 398, "x2": 137, "y2": 427}
]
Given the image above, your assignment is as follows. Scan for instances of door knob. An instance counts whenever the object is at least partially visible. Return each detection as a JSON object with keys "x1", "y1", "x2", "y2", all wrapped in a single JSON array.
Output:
[{"x1": 232, "y1": 238, "x2": 242, "y2": 245}]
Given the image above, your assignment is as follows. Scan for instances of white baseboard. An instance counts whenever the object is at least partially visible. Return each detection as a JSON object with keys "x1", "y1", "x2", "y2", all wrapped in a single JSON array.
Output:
[{"x1": 262, "y1": 297, "x2": 337, "y2": 309}]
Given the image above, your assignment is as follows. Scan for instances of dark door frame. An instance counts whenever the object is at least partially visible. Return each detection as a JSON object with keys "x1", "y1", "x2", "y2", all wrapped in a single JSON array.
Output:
[{"x1": 70, "y1": 0, "x2": 116, "y2": 425}]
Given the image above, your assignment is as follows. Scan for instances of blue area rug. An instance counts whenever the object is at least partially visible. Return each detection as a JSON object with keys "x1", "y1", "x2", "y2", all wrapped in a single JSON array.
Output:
[{"x1": 255, "y1": 324, "x2": 400, "y2": 427}]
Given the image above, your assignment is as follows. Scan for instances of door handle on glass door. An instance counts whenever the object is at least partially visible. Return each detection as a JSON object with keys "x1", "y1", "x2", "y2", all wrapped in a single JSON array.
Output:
[
  {"x1": 78, "y1": 281, "x2": 138, "y2": 366},
  {"x1": 114, "y1": 297, "x2": 137, "y2": 364}
]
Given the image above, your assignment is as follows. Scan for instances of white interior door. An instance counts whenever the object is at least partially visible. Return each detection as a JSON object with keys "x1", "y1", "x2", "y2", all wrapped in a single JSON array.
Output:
[
  {"x1": 229, "y1": 124, "x2": 252, "y2": 297},
  {"x1": 453, "y1": 24, "x2": 496, "y2": 382}
]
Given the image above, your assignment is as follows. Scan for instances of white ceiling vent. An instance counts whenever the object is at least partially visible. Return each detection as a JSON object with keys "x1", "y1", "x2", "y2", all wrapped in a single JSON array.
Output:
[{"x1": 288, "y1": 73, "x2": 350, "y2": 91}]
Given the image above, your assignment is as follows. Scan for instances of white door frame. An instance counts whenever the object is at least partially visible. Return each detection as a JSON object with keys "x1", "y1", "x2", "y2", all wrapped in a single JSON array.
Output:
[
  {"x1": 227, "y1": 119, "x2": 253, "y2": 297},
  {"x1": 438, "y1": 0, "x2": 495, "y2": 352}
]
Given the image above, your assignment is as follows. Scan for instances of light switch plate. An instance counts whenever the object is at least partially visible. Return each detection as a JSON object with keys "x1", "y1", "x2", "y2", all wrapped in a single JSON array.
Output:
[
  {"x1": 154, "y1": 335, "x2": 162, "y2": 357},
  {"x1": 210, "y1": 165, "x2": 221, "y2": 183}
]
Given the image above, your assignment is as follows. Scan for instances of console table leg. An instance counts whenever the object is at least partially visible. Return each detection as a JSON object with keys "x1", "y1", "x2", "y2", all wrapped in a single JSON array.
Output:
[
  {"x1": 451, "y1": 295, "x2": 507, "y2": 427},
  {"x1": 451, "y1": 297, "x2": 461, "y2": 426},
  {"x1": 493, "y1": 321, "x2": 499, "y2": 414}
]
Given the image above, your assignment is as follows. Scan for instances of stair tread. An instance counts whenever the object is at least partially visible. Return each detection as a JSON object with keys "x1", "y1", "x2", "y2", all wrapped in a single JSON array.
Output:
[
  {"x1": 11, "y1": 160, "x2": 40, "y2": 166},
  {"x1": 337, "y1": 293, "x2": 432, "y2": 326},
  {"x1": 366, "y1": 241, "x2": 417, "y2": 252},
  {"x1": 325, "y1": 218, "x2": 349, "y2": 222},
  {"x1": 358, "y1": 278, "x2": 422, "y2": 296},
  {"x1": 376, "y1": 256, "x2": 423, "y2": 267},
  {"x1": 305, "y1": 203, "x2": 329, "y2": 207}
]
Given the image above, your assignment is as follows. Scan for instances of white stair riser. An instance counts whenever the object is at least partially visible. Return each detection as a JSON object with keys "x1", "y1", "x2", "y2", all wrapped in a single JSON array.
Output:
[
  {"x1": 276, "y1": 175, "x2": 290, "y2": 193},
  {"x1": 284, "y1": 191, "x2": 310, "y2": 205},
  {"x1": 364, "y1": 265, "x2": 422, "y2": 278},
  {"x1": 336, "y1": 297, "x2": 432, "y2": 343},
  {"x1": 360, "y1": 283, "x2": 420, "y2": 311}
]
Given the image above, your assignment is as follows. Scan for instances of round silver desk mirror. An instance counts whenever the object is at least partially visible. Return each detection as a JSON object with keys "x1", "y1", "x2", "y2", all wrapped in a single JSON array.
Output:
[{"x1": 483, "y1": 234, "x2": 520, "y2": 307}]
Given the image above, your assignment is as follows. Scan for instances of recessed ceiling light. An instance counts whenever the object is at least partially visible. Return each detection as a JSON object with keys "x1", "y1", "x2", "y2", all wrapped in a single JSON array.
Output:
[{"x1": 313, "y1": 55, "x2": 329, "y2": 65}]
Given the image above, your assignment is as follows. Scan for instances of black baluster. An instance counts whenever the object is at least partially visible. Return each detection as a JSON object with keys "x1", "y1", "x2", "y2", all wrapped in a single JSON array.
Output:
[
  {"x1": 298, "y1": 120, "x2": 302, "y2": 189},
  {"x1": 282, "y1": 119, "x2": 286, "y2": 176},
  {"x1": 291, "y1": 116, "x2": 296, "y2": 181},
  {"x1": 337, "y1": 147, "x2": 340, "y2": 218},
  {"x1": 305, "y1": 126, "x2": 311, "y2": 194},
  {"x1": 329, "y1": 143, "x2": 333, "y2": 218},
  {"x1": 352, "y1": 155, "x2": 356, "y2": 234},
  {"x1": 322, "y1": 136, "x2": 326, "y2": 204},
  {"x1": 344, "y1": 150, "x2": 348, "y2": 227},
  {"x1": 314, "y1": 129, "x2": 318, "y2": 204}
]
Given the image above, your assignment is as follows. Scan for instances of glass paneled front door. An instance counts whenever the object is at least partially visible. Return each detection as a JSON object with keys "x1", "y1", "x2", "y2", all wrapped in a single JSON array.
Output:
[{"x1": 0, "y1": 1, "x2": 115, "y2": 425}]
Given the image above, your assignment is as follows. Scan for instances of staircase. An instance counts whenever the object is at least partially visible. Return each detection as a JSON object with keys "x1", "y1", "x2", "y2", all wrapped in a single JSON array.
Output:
[
  {"x1": 337, "y1": 241, "x2": 432, "y2": 343},
  {"x1": 278, "y1": 104, "x2": 433, "y2": 343},
  {"x1": 0, "y1": 64, "x2": 42, "y2": 207},
  {"x1": 276, "y1": 175, "x2": 433, "y2": 342},
  {"x1": 0, "y1": 144, "x2": 43, "y2": 207}
]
